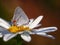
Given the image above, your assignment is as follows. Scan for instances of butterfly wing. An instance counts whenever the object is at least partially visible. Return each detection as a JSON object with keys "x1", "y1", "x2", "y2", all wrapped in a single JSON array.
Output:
[{"x1": 11, "y1": 7, "x2": 29, "y2": 26}]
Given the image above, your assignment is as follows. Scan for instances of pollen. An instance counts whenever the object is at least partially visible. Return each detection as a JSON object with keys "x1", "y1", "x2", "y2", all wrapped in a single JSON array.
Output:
[{"x1": 8, "y1": 25, "x2": 30, "y2": 33}]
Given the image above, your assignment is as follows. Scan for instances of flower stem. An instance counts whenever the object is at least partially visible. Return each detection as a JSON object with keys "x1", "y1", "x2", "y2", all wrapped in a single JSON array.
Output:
[{"x1": 16, "y1": 35, "x2": 22, "y2": 45}]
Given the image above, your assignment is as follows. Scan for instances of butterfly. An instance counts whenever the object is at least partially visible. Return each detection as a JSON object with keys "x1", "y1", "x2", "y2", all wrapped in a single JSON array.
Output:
[{"x1": 0, "y1": 6, "x2": 57, "y2": 42}]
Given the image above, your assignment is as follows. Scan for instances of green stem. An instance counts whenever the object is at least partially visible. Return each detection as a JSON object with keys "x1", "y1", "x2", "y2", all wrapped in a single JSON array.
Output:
[{"x1": 16, "y1": 35, "x2": 22, "y2": 45}]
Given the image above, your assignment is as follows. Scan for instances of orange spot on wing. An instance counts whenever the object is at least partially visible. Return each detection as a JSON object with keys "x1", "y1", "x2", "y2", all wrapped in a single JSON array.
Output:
[{"x1": 13, "y1": 20, "x2": 16, "y2": 23}]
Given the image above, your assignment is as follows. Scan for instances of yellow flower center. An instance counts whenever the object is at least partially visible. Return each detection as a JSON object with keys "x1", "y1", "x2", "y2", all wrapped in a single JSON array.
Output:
[{"x1": 8, "y1": 25, "x2": 30, "y2": 33}]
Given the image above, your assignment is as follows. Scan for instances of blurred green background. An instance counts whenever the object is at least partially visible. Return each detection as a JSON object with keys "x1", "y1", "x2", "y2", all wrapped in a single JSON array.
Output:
[{"x1": 0, "y1": 0, "x2": 60, "y2": 45}]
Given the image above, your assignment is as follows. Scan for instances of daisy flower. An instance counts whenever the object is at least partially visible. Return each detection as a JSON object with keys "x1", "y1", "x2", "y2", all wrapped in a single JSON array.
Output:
[{"x1": 0, "y1": 7, "x2": 57, "y2": 42}]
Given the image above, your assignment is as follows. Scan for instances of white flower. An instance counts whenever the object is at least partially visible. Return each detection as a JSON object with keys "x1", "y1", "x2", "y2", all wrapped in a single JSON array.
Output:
[{"x1": 0, "y1": 7, "x2": 57, "y2": 42}]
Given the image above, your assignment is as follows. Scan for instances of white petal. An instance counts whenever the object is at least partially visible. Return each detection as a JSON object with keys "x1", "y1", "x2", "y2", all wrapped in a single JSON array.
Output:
[
  {"x1": 0, "y1": 33, "x2": 3, "y2": 37},
  {"x1": 21, "y1": 33, "x2": 31, "y2": 42},
  {"x1": 33, "y1": 24, "x2": 41, "y2": 28},
  {"x1": 28, "y1": 19, "x2": 34, "y2": 25},
  {"x1": 18, "y1": 31, "x2": 23, "y2": 34},
  {"x1": 0, "y1": 23, "x2": 10, "y2": 29},
  {"x1": 32, "y1": 27, "x2": 57, "y2": 33},
  {"x1": 28, "y1": 19, "x2": 41, "y2": 27},
  {"x1": 3, "y1": 33, "x2": 17, "y2": 41},
  {"x1": 0, "y1": 27, "x2": 10, "y2": 35},
  {"x1": 0, "y1": 27, "x2": 5, "y2": 31},
  {"x1": 26, "y1": 31, "x2": 35, "y2": 34},
  {"x1": 29, "y1": 16, "x2": 43, "y2": 29},
  {"x1": 0, "y1": 18, "x2": 10, "y2": 27},
  {"x1": 36, "y1": 33, "x2": 55, "y2": 39}
]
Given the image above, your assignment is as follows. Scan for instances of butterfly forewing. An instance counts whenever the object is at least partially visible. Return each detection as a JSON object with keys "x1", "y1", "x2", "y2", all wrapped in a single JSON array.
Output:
[{"x1": 12, "y1": 7, "x2": 29, "y2": 26}]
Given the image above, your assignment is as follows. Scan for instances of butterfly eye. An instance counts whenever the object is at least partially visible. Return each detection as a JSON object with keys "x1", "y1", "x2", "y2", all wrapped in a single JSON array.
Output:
[
  {"x1": 12, "y1": 20, "x2": 17, "y2": 25},
  {"x1": 13, "y1": 20, "x2": 16, "y2": 23}
]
